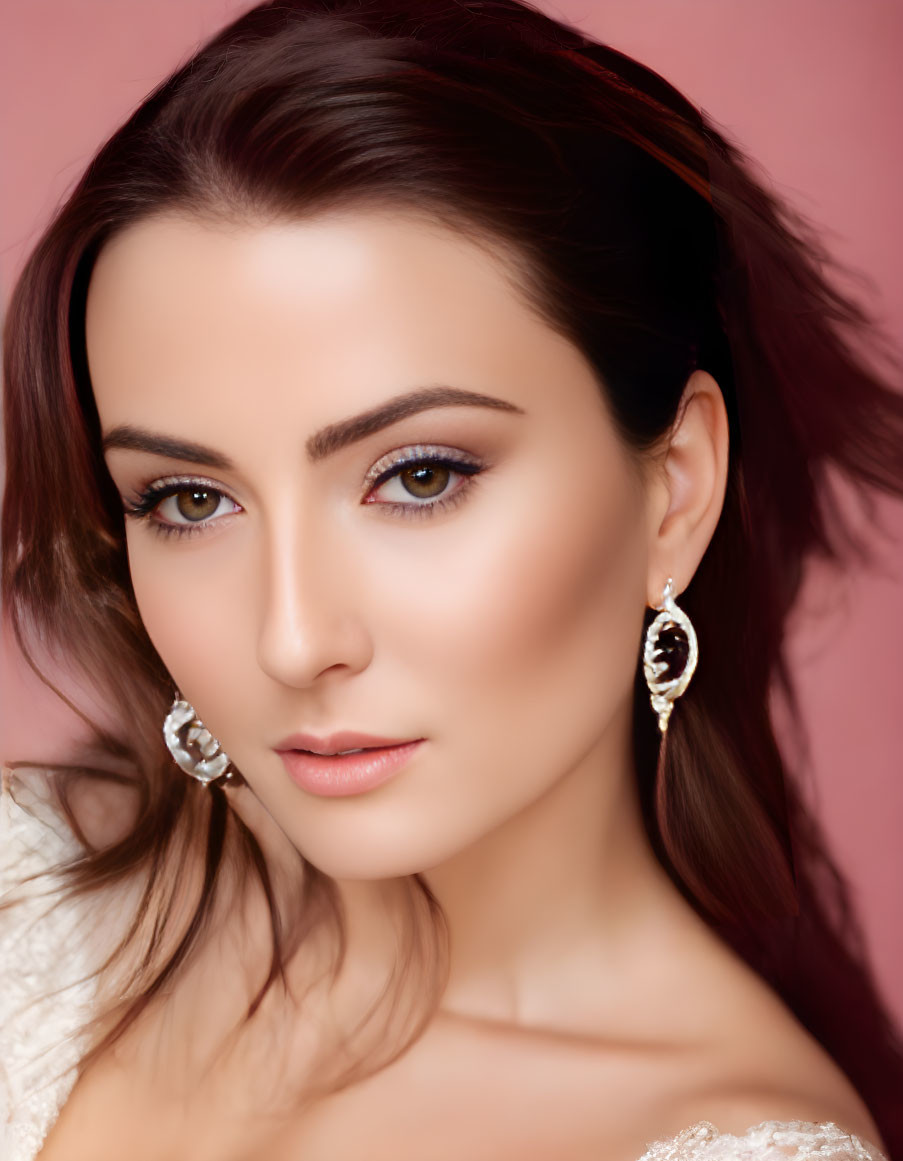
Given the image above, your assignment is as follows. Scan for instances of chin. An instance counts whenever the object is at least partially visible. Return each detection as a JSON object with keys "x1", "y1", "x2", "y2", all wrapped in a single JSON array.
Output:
[
  {"x1": 296, "y1": 844, "x2": 434, "y2": 882},
  {"x1": 286, "y1": 821, "x2": 470, "y2": 883}
]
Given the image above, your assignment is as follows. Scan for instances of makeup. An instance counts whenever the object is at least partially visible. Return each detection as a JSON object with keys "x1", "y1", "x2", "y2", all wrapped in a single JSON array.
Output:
[{"x1": 276, "y1": 740, "x2": 424, "y2": 797}]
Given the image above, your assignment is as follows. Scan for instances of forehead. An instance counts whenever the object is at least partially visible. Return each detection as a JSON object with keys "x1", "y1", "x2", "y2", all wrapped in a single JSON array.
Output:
[
  {"x1": 85, "y1": 208, "x2": 539, "y2": 370},
  {"x1": 84, "y1": 208, "x2": 616, "y2": 462}
]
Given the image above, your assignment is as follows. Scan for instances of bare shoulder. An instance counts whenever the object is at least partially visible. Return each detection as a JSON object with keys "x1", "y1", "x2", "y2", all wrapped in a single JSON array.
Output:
[{"x1": 665, "y1": 930, "x2": 887, "y2": 1154}]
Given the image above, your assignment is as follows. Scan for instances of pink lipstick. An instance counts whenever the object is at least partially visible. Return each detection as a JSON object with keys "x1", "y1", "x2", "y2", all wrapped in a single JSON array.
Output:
[{"x1": 274, "y1": 731, "x2": 424, "y2": 797}]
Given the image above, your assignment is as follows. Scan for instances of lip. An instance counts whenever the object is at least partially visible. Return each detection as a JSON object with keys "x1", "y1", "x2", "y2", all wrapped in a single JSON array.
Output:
[
  {"x1": 274, "y1": 730, "x2": 420, "y2": 756},
  {"x1": 276, "y1": 740, "x2": 424, "y2": 797}
]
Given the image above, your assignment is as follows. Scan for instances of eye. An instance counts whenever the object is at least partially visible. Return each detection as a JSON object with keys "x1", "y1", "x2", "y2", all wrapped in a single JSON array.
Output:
[
  {"x1": 121, "y1": 445, "x2": 486, "y2": 540},
  {"x1": 122, "y1": 477, "x2": 241, "y2": 539},
  {"x1": 363, "y1": 445, "x2": 485, "y2": 519}
]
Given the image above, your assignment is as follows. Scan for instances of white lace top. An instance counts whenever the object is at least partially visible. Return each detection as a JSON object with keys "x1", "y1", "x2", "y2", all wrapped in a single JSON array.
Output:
[{"x1": 0, "y1": 767, "x2": 890, "y2": 1161}]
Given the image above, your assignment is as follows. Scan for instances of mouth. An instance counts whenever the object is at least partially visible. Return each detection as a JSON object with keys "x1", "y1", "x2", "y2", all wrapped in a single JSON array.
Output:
[
  {"x1": 274, "y1": 730, "x2": 421, "y2": 756},
  {"x1": 297, "y1": 745, "x2": 396, "y2": 756},
  {"x1": 276, "y1": 740, "x2": 424, "y2": 798}
]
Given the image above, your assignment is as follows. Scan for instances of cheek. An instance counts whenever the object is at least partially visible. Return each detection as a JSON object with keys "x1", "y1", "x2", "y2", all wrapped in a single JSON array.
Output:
[
  {"x1": 377, "y1": 460, "x2": 648, "y2": 751},
  {"x1": 125, "y1": 532, "x2": 243, "y2": 704}
]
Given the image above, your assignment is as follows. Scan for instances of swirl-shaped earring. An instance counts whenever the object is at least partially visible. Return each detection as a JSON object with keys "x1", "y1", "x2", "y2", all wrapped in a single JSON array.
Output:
[
  {"x1": 162, "y1": 694, "x2": 238, "y2": 787},
  {"x1": 643, "y1": 577, "x2": 698, "y2": 734}
]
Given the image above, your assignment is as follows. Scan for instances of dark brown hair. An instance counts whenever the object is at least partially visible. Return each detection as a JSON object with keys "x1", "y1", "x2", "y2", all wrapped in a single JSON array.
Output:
[{"x1": 3, "y1": 0, "x2": 903, "y2": 1146}]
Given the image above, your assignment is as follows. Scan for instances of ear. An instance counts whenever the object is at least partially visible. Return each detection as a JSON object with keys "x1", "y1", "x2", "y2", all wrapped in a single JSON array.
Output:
[{"x1": 643, "y1": 370, "x2": 729, "y2": 609}]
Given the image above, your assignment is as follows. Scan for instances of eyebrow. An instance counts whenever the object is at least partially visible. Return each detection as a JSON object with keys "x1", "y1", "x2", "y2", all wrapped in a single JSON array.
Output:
[{"x1": 101, "y1": 385, "x2": 525, "y2": 469}]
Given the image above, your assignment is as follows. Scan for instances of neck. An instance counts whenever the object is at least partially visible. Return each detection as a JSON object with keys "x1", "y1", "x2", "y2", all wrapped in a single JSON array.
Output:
[{"x1": 334, "y1": 698, "x2": 686, "y2": 1034}]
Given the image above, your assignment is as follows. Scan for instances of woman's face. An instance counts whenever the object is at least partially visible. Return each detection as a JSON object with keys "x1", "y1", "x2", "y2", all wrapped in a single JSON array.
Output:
[{"x1": 87, "y1": 209, "x2": 662, "y2": 880}]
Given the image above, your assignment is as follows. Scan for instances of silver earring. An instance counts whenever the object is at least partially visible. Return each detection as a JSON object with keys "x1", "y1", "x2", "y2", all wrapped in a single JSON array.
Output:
[
  {"x1": 163, "y1": 695, "x2": 237, "y2": 786},
  {"x1": 643, "y1": 577, "x2": 698, "y2": 735}
]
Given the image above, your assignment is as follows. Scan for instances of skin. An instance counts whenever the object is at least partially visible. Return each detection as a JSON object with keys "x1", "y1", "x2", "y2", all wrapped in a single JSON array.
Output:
[{"x1": 36, "y1": 210, "x2": 881, "y2": 1160}]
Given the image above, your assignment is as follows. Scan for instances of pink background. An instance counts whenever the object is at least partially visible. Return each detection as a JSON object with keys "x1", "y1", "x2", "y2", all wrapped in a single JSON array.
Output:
[{"x1": 2, "y1": 1, "x2": 901, "y2": 1028}]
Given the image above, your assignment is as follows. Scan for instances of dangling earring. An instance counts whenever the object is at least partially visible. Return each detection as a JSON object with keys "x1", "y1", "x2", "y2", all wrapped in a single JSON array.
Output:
[
  {"x1": 643, "y1": 577, "x2": 698, "y2": 735},
  {"x1": 163, "y1": 694, "x2": 238, "y2": 787}
]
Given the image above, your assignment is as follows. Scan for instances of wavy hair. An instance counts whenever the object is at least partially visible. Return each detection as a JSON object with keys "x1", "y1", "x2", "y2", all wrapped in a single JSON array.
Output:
[{"x1": 3, "y1": 0, "x2": 903, "y2": 1145}]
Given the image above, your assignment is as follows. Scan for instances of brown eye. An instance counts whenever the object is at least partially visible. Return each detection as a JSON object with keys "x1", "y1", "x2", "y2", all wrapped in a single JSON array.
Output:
[
  {"x1": 364, "y1": 450, "x2": 484, "y2": 518},
  {"x1": 122, "y1": 479, "x2": 242, "y2": 538},
  {"x1": 398, "y1": 463, "x2": 451, "y2": 499},
  {"x1": 175, "y1": 489, "x2": 221, "y2": 521}
]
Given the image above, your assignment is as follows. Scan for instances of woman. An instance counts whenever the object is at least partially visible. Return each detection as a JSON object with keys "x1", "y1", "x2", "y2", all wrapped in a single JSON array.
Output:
[{"x1": 2, "y1": 1, "x2": 902, "y2": 1157}]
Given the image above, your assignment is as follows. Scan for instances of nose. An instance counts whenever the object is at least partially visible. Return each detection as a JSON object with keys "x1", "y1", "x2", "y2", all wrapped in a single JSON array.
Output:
[{"x1": 255, "y1": 512, "x2": 373, "y2": 689}]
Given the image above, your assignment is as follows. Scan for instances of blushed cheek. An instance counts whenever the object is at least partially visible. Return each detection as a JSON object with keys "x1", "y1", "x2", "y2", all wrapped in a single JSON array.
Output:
[
  {"x1": 426, "y1": 469, "x2": 647, "y2": 736},
  {"x1": 125, "y1": 539, "x2": 240, "y2": 704}
]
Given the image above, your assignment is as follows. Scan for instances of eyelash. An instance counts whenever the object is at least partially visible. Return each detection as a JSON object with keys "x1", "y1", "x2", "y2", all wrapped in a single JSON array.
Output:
[{"x1": 121, "y1": 447, "x2": 485, "y2": 541}]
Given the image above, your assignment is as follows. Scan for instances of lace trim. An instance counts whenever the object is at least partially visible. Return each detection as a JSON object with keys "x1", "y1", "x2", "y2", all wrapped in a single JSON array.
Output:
[
  {"x1": 0, "y1": 767, "x2": 98, "y2": 1161},
  {"x1": 638, "y1": 1118, "x2": 887, "y2": 1160}
]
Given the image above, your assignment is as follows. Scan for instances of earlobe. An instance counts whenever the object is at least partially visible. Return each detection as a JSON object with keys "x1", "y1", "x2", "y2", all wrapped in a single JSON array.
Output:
[{"x1": 645, "y1": 369, "x2": 729, "y2": 608}]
